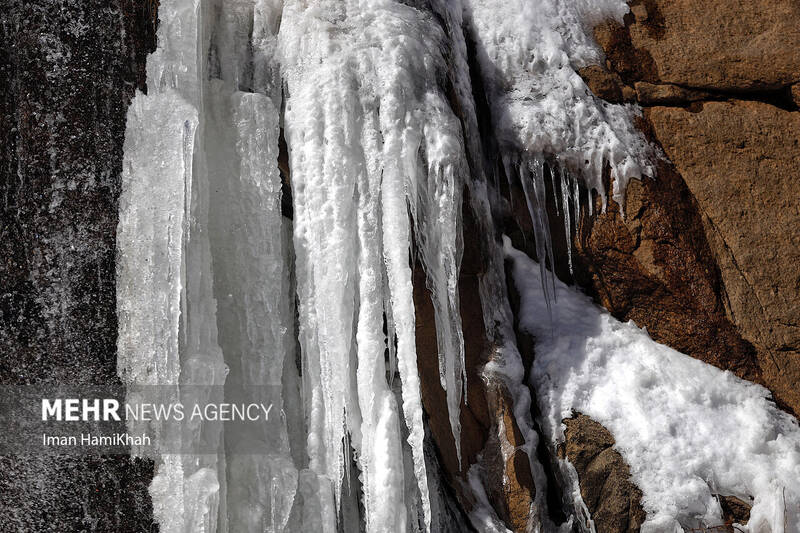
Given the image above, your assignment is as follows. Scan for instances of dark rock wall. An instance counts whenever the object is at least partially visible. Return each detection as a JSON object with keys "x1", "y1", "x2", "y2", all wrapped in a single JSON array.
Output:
[{"x1": 0, "y1": 1, "x2": 157, "y2": 531}]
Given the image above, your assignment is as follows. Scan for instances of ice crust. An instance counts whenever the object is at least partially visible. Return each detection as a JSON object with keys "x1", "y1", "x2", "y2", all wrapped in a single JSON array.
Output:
[
  {"x1": 117, "y1": 0, "x2": 672, "y2": 531},
  {"x1": 506, "y1": 239, "x2": 800, "y2": 533},
  {"x1": 464, "y1": 0, "x2": 656, "y2": 206}
]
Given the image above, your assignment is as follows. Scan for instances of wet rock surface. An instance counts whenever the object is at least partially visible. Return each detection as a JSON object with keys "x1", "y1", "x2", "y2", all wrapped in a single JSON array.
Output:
[{"x1": 0, "y1": 1, "x2": 156, "y2": 531}]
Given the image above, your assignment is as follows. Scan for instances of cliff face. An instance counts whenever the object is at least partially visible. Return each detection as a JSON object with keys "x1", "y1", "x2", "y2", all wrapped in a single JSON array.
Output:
[
  {"x1": 547, "y1": 1, "x2": 800, "y2": 530},
  {"x1": 580, "y1": 0, "x2": 800, "y2": 416},
  {"x1": 2, "y1": 1, "x2": 797, "y2": 532}
]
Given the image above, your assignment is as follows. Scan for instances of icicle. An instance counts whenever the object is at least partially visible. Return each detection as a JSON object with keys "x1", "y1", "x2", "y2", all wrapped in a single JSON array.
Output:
[
  {"x1": 353, "y1": 102, "x2": 409, "y2": 532},
  {"x1": 386, "y1": 305, "x2": 398, "y2": 386},
  {"x1": 119, "y1": 0, "x2": 229, "y2": 531},
  {"x1": 277, "y1": 2, "x2": 476, "y2": 528},
  {"x1": 549, "y1": 161, "x2": 561, "y2": 218},
  {"x1": 206, "y1": 86, "x2": 300, "y2": 532},
  {"x1": 117, "y1": 92, "x2": 196, "y2": 388},
  {"x1": 557, "y1": 165, "x2": 575, "y2": 276},
  {"x1": 572, "y1": 173, "x2": 581, "y2": 244},
  {"x1": 381, "y1": 124, "x2": 433, "y2": 531},
  {"x1": 517, "y1": 156, "x2": 554, "y2": 314},
  {"x1": 532, "y1": 160, "x2": 558, "y2": 303}
]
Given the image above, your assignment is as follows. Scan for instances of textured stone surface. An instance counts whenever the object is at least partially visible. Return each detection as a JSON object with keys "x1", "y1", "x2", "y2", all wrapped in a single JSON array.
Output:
[
  {"x1": 574, "y1": 158, "x2": 763, "y2": 384},
  {"x1": 504, "y1": 2, "x2": 800, "y2": 530},
  {"x1": 555, "y1": 6, "x2": 800, "y2": 529},
  {"x1": 578, "y1": 65, "x2": 632, "y2": 104},
  {"x1": 562, "y1": 414, "x2": 646, "y2": 533},
  {"x1": 505, "y1": 155, "x2": 762, "y2": 385},
  {"x1": 634, "y1": 82, "x2": 711, "y2": 105},
  {"x1": 0, "y1": 1, "x2": 156, "y2": 531},
  {"x1": 482, "y1": 382, "x2": 537, "y2": 532},
  {"x1": 718, "y1": 495, "x2": 751, "y2": 526},
  {"x1": 647, "y1": 101, "x2": 800, "y2": 415},
  {"x1": 596, "y1": 0, "x2": 800, "y2": 91}
]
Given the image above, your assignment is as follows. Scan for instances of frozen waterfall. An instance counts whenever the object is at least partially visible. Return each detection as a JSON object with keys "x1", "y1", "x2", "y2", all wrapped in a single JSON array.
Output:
[{"x1": 117, "y1": 0, "x2": 654, "y2": 532}]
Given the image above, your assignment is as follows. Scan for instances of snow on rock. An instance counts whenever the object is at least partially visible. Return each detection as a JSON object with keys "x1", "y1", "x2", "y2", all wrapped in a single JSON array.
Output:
[
  {"x1": 505, "y1": 237, "x2": 800, "y2": 533},
  {"x1": 463, "y1": 0, "x2": 656, "y2": 207}
]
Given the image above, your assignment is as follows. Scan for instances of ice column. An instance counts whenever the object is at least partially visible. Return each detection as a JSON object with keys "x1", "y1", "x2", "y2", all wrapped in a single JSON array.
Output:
[
  {"x1": 278, "y1": 1, "x2": 471, "y2": 530},
  {"x1": 118, "y1": 0, "x2": 227, "y2": 531}
]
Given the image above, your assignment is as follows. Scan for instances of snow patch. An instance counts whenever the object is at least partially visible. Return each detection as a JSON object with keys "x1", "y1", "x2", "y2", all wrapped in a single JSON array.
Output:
[{"x1": 505, "y1": 238, "x2": 800, "y2": 533}]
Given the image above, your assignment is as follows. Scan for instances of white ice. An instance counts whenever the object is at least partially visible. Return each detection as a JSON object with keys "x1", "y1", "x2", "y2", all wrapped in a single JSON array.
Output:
[{"x1": 278, "y1": 1, "x2": 475, "y2": 529}]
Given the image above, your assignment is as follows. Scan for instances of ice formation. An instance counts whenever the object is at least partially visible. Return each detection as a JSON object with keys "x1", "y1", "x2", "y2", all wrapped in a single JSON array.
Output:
[
  {"x1": 464, "y1": 0, "x2": 656, "y2": 296},
  {"x1": 117, "y1": 0, "x2": 670, "y2": 531},
  {"x1": 506, "y1": 239, "x2": 800, "y2": 533},
  {"x1": 464, "y1": 0, "x2": 655, "y2": 203}
]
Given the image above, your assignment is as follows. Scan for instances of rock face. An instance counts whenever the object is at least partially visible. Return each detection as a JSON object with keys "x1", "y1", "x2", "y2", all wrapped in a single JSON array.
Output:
[
  {"x1": 577, "y1": 3, "x2": 800, "y2": 412},
  {"x1": 562, "y1": 414, "x2": 646, "y2": 533},
  {"x1": 582, "y1": 0, "x2": 800, "y2": 416},
  {"x1": 595, "y1": 0, "x2": 800, "y2": 91},
  {"x1": 646, "y1": 101, "x2": 800, "y2": 414},
  {"x1": 633, "y1": 81, "x2": 710, "y2": 105},
  {"x1": 0, "y1": 1, "x2": 156, "y2": 531},
  {"x1": 571, "y1": 159, "x2": 763, "y2": 384}
]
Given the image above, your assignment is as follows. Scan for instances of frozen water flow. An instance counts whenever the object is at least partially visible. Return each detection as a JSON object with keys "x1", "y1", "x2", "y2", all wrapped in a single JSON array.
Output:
[
  {"x1": 118, "y1": 0, "x2": 670, "y2": 531},
  {"x1": 277, "y1": 2, "x2": 478, "y2": 527}
]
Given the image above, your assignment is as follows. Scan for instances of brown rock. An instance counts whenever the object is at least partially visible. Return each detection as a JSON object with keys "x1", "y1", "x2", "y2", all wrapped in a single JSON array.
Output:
[
  {"x1": 483, "y1": 381, "x2": 537, "y2": 533},
  {"x1": 718, "y1": 495, "x2": 751, "y2": 525},
  {"x1": 593, "y1": 19, "x2": 658, "y2": 85},
  {"x1": 579, "y1": 65, "x2": 629, "y2": 104},
  {"x1": 791, "y1": 84, "x2": 800, "y2": 108},
  {"x1": 599, "y1": 0, "x2": 800, "y2": 91},
  {"x1": 562, "y1": 414, "x2": 646, "y2": 533},
  {"x1": 634, "y1": 81, "x2": 711, "y2": 105},
  {"x1": 569, "y1": 160, "x2": 762, "y2": 383},
  {"x1": 502, "y1": 152, "x2": 761, "y2": 380},
  {"x1": 646, "y1": 100, "x2": 800, "y2": 415},
  {"x1": 414, "y1": 192, "x2": 537, "y2": 532}
]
